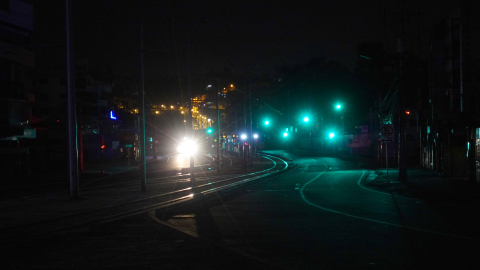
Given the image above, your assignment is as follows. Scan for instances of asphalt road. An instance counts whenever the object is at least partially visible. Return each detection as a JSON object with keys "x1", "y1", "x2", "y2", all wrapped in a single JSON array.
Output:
[
  {"x1": 4, "y1": 151, "x2": 479, "y2": 269},
  {"x1": 160, "y1": 153, "x2": 480, "y2": 269}
]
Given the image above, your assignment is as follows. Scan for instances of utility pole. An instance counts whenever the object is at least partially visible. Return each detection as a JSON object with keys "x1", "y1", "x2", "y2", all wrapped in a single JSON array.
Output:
[
  {"x1": 139, "y1": 18, "x2": 147, "y2": 191},
  {"x1": 186, "y1": 36, "x2": 195, "y2": 187},
  {"x1": 249, "y1": 77, "x2": 253, "y2": 160},
  {"x1": 217, "y1": 81, "x2": 221, "y2": 173},
  {"x1": 397, "y1": 0, "x2": 407, "y2": 181},
  {"x1": 66, "y1": 0, "x2": 79, "y2": 199}
]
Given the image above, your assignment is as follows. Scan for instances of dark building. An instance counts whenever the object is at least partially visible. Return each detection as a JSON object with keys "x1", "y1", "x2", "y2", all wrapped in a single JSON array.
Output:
[
  {"x1": 0, "y1": 0, "x2": 35, "y2": 175},
  {"x1": 423, "y1": 0, "x2": 480, "y2": 180}
]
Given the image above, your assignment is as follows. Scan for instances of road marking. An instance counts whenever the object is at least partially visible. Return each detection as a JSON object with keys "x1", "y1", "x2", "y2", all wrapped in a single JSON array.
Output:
[
  {"x1": 356, "y1": 173, "x2": 417, "y2": 200},
  {"x1": 299, "y1": 166, "x2": 478, "y2": 241}
]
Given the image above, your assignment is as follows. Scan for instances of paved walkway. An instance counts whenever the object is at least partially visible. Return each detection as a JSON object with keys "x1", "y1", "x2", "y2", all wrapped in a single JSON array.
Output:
[{"x1": 364, "y1": 167, "x2": 480, "y2": 207}]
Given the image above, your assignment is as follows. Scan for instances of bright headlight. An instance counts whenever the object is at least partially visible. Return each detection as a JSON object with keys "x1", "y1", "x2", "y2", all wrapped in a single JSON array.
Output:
[{"x1": 178, "y1": 139, "x2": 197, "y2": 155}]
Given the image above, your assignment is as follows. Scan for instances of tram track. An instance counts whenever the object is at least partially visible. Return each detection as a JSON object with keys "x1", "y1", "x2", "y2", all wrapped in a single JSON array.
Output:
[{"x1": 0, "y1": 153, "x2": 291, "y2": 245}]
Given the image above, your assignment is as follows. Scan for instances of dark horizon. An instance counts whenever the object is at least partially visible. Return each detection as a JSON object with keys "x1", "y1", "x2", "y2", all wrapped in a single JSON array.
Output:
[{"x1": 31, "y1": 0, "x2": 462, "y2": 80}]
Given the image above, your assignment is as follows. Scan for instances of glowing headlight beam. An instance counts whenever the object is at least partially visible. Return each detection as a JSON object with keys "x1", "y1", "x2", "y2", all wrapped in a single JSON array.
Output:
[{"x1": 177, "y1": 139, "x2": 197, "y2": 156}]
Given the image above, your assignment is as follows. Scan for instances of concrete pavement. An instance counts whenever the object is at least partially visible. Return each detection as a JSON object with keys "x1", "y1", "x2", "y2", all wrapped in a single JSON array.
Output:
[{"x1": 363, "y1": 167, "x2": 480, "y2": 207}]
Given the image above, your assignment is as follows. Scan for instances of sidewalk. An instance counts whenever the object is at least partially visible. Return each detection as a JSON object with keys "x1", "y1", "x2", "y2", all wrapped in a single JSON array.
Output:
[{"x1": 364, "y1": 167, "x2": 480, "y2": 207}]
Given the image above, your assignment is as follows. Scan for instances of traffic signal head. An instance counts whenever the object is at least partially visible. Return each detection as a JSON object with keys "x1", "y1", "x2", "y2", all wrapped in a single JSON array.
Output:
[
  {"x1": 303, "y1": 117, "x2": 309, "y2": 122},
  {"x1": 336, "y1": 104, "x2": 341, "y2": 109},
  {"x1": 206, "y1": 127, "x2": 213, "y2": 134},
  {"x1": 265, "y1": 120, "x2": 269, "y2": 125},
  {"x1": 329, "y1": 132, "x2": 335, "y2": 139}
]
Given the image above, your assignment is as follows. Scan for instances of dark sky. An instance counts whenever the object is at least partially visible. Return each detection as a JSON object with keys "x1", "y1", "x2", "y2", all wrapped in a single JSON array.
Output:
[{"x1": 32, "y1": 0, "x2": 462, "y2": 80}]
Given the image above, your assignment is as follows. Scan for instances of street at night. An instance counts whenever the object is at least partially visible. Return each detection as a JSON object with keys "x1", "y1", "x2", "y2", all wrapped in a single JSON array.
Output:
[
  {"x1": 2, "y1": 1, "x2": 480, "y2": 269},
  {"x1": 2, "y1": 150, "x2": 479, "y2": 269}
]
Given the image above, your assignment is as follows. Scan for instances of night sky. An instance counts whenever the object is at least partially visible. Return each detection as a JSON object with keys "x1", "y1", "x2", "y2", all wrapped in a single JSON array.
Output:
[{"x1": 32, "y1": 0, "x2": 461, "y2": 81}]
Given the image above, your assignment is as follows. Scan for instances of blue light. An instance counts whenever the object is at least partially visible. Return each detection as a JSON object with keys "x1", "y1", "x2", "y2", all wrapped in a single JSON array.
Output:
[{"x1": 110, "y1": 111, "x2": 117, "y2": 120}]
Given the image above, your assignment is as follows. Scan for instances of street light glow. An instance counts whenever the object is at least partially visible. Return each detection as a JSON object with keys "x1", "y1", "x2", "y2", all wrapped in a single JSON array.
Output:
[
  {"x1": 241, "y1": 134, "x2": 247, "y2": 140},
  {"x1": 253, "y1": 134, "x2": 259, "y2": 139}
]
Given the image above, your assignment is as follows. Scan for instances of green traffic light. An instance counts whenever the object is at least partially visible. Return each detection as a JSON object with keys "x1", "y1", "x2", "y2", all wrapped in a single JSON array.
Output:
[
  {"x1": 283, "y1": 132, "x2": 288, "y2": 137},
  {"x1": 265, "y1": 120, "x2": 269, "y2": 125},
  {"x1": 336, "y1": 104, "x2": 341, "y2": 109},
  {"x1": 206, "y1": 128, "x2": 213, "y2": 134},
  {"x1": 329, "y1": 132, "x2": 335, "y2": 139},
  {"x1": 303, "y1": 117, "x2": 309, "y2": 122}
]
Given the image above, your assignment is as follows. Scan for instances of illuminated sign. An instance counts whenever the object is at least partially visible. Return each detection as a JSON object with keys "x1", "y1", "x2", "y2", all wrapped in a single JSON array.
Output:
[{"x1": 110, "y1": 111, "x2": 117, "y2": 120}]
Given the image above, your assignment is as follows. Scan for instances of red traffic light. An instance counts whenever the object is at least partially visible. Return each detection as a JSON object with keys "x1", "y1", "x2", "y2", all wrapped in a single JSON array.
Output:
[
  {"x1": 101, "y1": 145, "x2": 105, "y2": 149},
  {"x1": 405, "y1": 111, "x2": 410, "y2": 115},
  {"x1": 244, "y1": 142, "x2": 249, "y2": 146}
]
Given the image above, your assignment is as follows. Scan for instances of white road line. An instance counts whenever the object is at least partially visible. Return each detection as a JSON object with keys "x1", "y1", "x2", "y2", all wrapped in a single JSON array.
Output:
[
  {"x1": 299, "y1": 165, "x2": 478, "y2": 241},
  {"x1": 356, "y1": 175, "x2": 417, "y2": 200}
]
